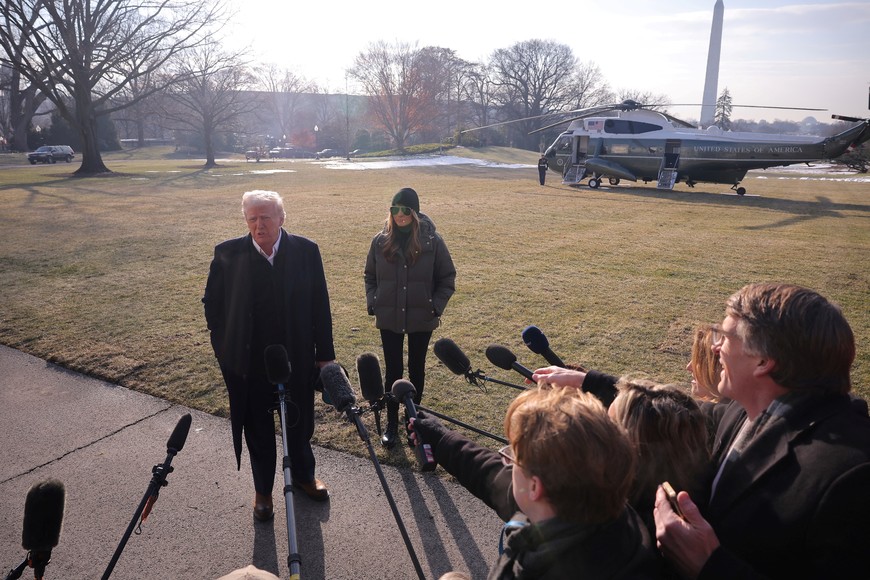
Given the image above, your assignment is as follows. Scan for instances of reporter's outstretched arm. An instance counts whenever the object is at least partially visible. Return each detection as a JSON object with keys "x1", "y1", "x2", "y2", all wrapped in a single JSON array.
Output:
[
  {"x1": 531, "y1": 366, "x2": 586, "y2": 387},
  {"x1": 411, "y1": 413, "x2": 516, "y2": 520}
]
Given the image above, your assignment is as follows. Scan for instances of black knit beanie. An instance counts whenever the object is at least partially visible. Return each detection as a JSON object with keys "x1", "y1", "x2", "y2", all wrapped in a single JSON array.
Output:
[{"x1": 391, "y1": 187, "x2": 420, "y2": 214}]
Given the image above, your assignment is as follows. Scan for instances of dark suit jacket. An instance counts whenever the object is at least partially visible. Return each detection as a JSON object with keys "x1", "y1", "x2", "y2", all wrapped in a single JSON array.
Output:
[
  {"x1": 203, "y1": 230, "x2": 335, "y2": 463},
  {"x1": 582, "y1": 370, "x2": 870, "y2": 579},
  {"x1": 699, "y1": 392, "x2": 870, "y2": 579}
]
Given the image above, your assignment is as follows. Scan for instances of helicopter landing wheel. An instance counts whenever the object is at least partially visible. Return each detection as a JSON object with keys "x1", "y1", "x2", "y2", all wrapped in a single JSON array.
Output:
[
  {"x1": 588, "y1": 178, "x2": 600, "y2": 189},
  {"x1": 736, "y1": 186, "x2": 746, "y2": 196},
  {"x1": 608, "y1": 177, "x2": 620, "y2": 186}
]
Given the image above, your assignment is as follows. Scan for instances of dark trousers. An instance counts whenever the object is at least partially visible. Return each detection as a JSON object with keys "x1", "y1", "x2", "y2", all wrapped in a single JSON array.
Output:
[
  {"x1": 538, "y1": 168, "x2": 546, "y2": 185},
  {"x1": 223, "y1": 370, "x2": 316, "y2": 495},
  {"x1": 381, "y1": 329, "x2": 433, "y2": 417}
]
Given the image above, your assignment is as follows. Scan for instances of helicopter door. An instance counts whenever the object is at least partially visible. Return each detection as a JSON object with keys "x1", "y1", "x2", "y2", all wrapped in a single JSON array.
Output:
[
  {"x1": 657, "y1": 140, "x2": 681, "y2": 189},
  {"x1": 562, "y1": 136, "x2": 589, "y2": 184}
]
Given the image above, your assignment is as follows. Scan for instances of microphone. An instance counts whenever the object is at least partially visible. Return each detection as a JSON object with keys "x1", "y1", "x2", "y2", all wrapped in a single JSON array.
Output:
[
  {"x1": 485, "y1": 344, "x2": 535, "y2": 382},
  {"x1": 21, "y1": 479, "x2": 65, "y2": 580},
  {"x1": 319, "y1": 362, "x2": 371, "y2": 442},
  {"x1": 357, "y1": 352, "x2": 385, "y2": 404},
  {"x1": 433, "y1": 338, "x2": 479, "y2": 385},
  {"x1": 166, "y1": 413, "x2": 192, "y2": 455},
  {"x1": 264, "y1": 344, "x2": 292, "y2": 385},
  {"x1": 357, "y1": 352, "x2": 385, "y2": 435},
  {"x1": 141, "y1": 413, "x2": 192, "y2": 524},
  {"x1": 390, "y1": 379, "x2": 437, "y2": 472},
  {"x1": 521, "y1": 325, "x2": 566, "y2": 367}
]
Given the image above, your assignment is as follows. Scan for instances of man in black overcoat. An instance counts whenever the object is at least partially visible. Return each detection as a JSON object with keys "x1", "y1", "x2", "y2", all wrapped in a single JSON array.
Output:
[{"x1": 203, "y1": 190, "x2": 335, "y2": 520}]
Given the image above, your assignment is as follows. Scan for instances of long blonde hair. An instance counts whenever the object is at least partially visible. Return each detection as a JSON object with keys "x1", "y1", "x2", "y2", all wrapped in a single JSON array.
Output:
[
  {"x1": 609, "y1": 377, "x2": 709, "y2": 510},
  {"x1": 382, "y1": 208, "x2": 421, "y2": 266},
  {"x1": 690, "y1": 325, "x2": 722, "y2": 402}
]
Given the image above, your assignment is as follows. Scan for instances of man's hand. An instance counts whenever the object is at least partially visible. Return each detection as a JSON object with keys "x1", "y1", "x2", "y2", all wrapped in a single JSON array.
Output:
[
  {"x1": 530, "y1": 366, "x2": 586, "y2": 388},
  {"x1": 654, "y1": 485, "x2": 720, "y2": 579}
]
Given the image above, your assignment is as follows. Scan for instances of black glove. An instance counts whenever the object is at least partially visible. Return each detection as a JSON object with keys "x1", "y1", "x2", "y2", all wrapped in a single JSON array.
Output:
[{"x1": 411, "y1": 410, "x2": 450, "y2": 449}]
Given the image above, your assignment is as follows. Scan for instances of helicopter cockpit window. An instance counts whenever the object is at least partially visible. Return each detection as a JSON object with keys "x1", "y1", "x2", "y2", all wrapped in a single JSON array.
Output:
[
  {"x1": 555, "y1": 135, "x2": 572, "y2": 151},
  {"x1": 604, "y1": 119, "x2": 662, "y2": 134}
]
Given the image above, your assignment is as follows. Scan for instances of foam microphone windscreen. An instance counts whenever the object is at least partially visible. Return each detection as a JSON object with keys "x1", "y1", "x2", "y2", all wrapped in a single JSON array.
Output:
[
  {"x1": 522, "y1": 325, "x2": 549, "y2": 354},
  {"x1": 485, "y1": 344, "x2": 517, "y2": 371},
  {"x1": 356, "y1": 352, "x2": 384, "y2": 402},
  {"x1": 319, "y1": 362, "x2": 356, "y2": 413},
  {"x1": 433, "y1": 338, "x2": 472, "y2": 376},
  {"x1": 264, "y1": 344, "x2": 291, "y2": 385},
  {"x1": 390, "y1": 379, "x2": 417, "y2": 401},
  {"x1": 166, "y1": 413, "x2": 192, "y2": 453},
  {"x1": 22, "y1": 479, "x2": 65, "y2": 551}
]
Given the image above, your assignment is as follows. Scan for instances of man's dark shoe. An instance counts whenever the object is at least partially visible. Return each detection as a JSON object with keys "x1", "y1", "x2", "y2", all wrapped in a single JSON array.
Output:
[
  {"x1": 295, "y1": 478, "x2": 330, "y2": 502},
  {"x1": 253, "y1": 492, "x2": 273, "y2": 521}
]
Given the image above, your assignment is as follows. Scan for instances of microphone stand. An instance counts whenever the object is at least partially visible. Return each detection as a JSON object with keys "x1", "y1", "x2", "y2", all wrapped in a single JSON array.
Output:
[
  {"x1": 344, "y1": 405, "x2": 425, "y2": 580},
  {"x1": 418, "y1": 405, "x2": 507, "y2": 444},
  {"x1": 366, "y1": 397, "x2": 385, "y2": 437},
  {"x1": 276, "y1": 383, "x2": 302, "y2": 579},
  {"x1": 101, "y1": 448, "x2": 179, "y2": 578},
  {"x1": 468, "y1": 369, "x2": 527, "y2": 392},
  {"x1": 4, "y1": 558, "x2": 28, "y2": 580}
]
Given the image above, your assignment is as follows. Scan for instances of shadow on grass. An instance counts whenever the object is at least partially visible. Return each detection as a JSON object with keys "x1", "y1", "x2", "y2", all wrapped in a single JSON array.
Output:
[{"x1": 519, "y1": 181, "x2": 870, "y2": 229}]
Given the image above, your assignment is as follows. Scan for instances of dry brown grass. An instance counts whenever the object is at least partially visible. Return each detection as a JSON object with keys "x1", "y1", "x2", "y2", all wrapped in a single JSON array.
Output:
[{"x1": 1, "y1": 148, "x2": 868, "y2": 468}]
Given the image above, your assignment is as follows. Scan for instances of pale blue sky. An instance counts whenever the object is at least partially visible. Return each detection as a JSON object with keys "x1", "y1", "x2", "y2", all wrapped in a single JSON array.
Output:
[{"x1": 228, "y1": 1, "x2": 869, "y2": 123}]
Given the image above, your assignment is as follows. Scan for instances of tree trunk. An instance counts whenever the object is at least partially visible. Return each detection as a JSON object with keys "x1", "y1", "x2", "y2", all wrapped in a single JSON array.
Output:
[
  {"x1": 74, "y1": 109, "x2": 111, "y2": 175},
  {"x1": 203, "y1": 125, "x2": 216, "y2": 168}
]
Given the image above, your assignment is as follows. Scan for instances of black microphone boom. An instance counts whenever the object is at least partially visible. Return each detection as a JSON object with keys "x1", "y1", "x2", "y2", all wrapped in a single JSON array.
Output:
[
  {"x1": 417, "y1": 405, "x2": 507, "y2": 444},
  {"x1": 102, "y1": 413, "x2": 192, "y2": 579},
  {"x1": 485, "y1": 344, "x2": 535, "y2": 382},
  {"x1": 434, "y1": 338, "x2": 526, "y2": 391},
  {"x1": 521, "y1": 325, "x2": 566, "y2": 367},
  {"x1": 260, "y1": 344, "x2": 302, "y2": 578},
  {"x1": 319, "y1": 363, "x2": 426, "y2": 580},
  {"x1": 390, "y1": 380, "x2": 437, "y2": 472}
]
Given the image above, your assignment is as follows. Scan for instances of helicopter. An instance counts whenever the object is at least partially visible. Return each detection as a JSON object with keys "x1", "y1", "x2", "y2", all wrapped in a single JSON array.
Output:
[{"x1": 531, "y1": 100, "x2": 870, "y2": 195}]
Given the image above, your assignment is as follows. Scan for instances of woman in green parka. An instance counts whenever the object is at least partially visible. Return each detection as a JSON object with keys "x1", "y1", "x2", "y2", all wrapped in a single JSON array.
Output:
[{"x1": 365, "y1": 187, "x2": 456, "y2": 448}]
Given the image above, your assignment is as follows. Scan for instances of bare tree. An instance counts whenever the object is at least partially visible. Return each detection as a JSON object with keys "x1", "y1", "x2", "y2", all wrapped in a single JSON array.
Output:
[
  {"x1": 161, "y1": 45, "x2": 256, "y2": 168},
  {"x1": 568, "y1": 62, "x2": 612, "y2": 111},
  {"x1": 488, "y1": 39, "x2": 580, "y2": 149},
  {"x1": 256, "y1": 64, "x2": 313, "y2": 146},
  {"x1": 0, "y1": 6, "x2": 48, "y2": 151},
  {"x1": 350, "y1": 41, "x2": 442, "y2": 151},
  {"x1": 0, "y1": 0, "x2": 224, "y2": 175}
]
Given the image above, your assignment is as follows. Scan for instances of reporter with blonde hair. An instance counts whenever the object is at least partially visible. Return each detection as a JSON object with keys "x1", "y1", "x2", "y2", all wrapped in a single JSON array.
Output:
[{"x1": 412, "y1": 385, "x2": 660, "y2": 579}]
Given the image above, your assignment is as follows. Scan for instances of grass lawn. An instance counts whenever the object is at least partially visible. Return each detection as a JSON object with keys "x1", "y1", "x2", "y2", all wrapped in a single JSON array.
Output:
[{"x1": 1, "y1": 146, "x2": 868, "y2": 469}]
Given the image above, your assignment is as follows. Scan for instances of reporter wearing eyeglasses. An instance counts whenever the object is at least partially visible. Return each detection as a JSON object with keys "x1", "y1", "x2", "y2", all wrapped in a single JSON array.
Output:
[{"x1": 365, "y1": 187, "x2": 456, "y2": 448}]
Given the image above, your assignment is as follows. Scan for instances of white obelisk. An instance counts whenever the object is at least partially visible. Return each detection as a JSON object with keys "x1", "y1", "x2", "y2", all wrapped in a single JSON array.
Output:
[{"x1": 700, "y1": 0, "x2": 724, "y2": 127}]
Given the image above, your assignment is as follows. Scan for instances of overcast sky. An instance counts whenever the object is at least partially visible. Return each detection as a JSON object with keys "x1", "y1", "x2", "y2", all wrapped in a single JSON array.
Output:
[{"x1": 227, "y1": 0, "x2": 869, "y2": 123}]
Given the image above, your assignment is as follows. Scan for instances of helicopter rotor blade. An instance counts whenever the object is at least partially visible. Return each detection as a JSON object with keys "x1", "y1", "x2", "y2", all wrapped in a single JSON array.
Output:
[
  {"x1": 832, "y1": 114, "x2": 866, "y2": 123},
  {"x1": 460, "y1": 111, "x2": 572, "y2": 134}
]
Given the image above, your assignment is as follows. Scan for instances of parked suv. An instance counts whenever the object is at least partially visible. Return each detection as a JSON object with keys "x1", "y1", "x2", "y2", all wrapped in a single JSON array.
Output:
[{"x1": 28, "y1": 145, "x2": 75, "y2": 164}]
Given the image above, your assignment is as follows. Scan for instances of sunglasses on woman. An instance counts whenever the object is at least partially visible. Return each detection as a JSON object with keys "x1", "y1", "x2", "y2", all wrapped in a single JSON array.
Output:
[{"x1": 390, "y1": 206, "x2": 412, "y2": 216}]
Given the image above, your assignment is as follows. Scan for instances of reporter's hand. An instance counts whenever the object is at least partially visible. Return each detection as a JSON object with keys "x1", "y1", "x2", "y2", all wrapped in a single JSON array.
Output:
[
  {"x1": 530, "y1": 366, "x2": 586, "y2": 388},
  {"x1": 409, "y1": 411, "x2": 449, "y2": 448},
  {"x1": 654, "y1": 485, "x2": 720, "y2": 579}
]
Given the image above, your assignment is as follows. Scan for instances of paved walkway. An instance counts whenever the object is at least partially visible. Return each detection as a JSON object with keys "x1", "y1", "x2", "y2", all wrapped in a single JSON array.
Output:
[{"x1": 0, "y1": 345, "x2": 502, "y2": 579}]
